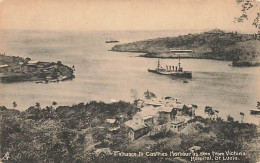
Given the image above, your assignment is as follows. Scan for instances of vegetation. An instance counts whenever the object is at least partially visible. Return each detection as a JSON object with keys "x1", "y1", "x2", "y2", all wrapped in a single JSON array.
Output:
[
  {"x1": 111, "y1": 29, "x2": 260, "y2": 67},
  {"x1": 144, "y1": 90, "x2": 157, "y2": 99},
  {"x1": 0, "y1": 100, "x2": 259, "y2": 162},
  {"x1": 0, "y1": 54, "x2": 75, "y2": 83},
  {"x1": 234, "y1": 0, "x2": 260, "y2": 29}
]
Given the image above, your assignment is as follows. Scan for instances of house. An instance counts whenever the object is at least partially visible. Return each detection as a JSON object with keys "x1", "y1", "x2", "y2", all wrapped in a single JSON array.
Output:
[
  {"x1": 135, "y1": 106, "x2": 159, "y2": 125},
  {"x1": 0, "y1": 64, "x2": 9, "y2": 69},
  {"x1": 188, "y1": 146, "x2": 201, "y2": 153},
  {"x1": 170, "y1": 118, "x2": 187, "y2": 132},
  {"x1": 106, "y1": 118, "x2": 117, "y2": 125},
  {"x1": 169, "y1": 103, "x2": 185, "y2": 116},
  {"x1": 94, "y1": 148, "x2": 112, "y2": 157},
  {"x1": 124, "y1": 120, "x2": 150, "y2": 141},
  {"x1": 143, "y1": 99, "x2": 163, "y2": 107},
  {"x1": 157, "y1": 106, "x2": 175, "y2": 124},
  {"x1": 106, "y1": 118, "x2": 120, "y2": 133},
  {"x1": 124, "y1": 106, "x2": 160, "y2": 140},
  {"x1": 27, "y1": 60, "x2": 39, "y2": 66},
  {"x1": 210, "y1": 114, "x2": 218, "y2": 121}
]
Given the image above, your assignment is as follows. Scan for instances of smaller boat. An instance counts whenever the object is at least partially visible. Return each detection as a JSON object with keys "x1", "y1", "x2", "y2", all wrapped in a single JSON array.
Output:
[
  {"x1": 183, "y1": 80, "x2": 188, "y2": 83},
  {"x1": 49, "y1": 79, "x2": 58, "y2": 83},
  {"x1": 250, "y1": 101, "x2": 260, "y2": 115},
  {"x1": 105, "y1": 38, "x2": 119, "y2": 43},
  {"x1": 35, "y1": 80, "x2": 44, "y2": 84}
]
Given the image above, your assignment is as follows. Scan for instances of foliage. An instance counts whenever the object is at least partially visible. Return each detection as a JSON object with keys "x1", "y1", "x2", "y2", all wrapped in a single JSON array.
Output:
[
  {"x1": 0, "y1": 101, "x2": 259, "y2": 163},
  {"x1": 235, "y1": 0, "x2": 260, "y2": 28},
  {"x1": 112, "y1": 30, "x2": 260, "y2": 66},
  {"x1": 143, "y1": 90, "x2": 157, "y2": 99}
]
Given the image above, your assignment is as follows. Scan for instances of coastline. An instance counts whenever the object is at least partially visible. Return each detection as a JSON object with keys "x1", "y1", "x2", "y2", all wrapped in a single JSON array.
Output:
[
  {"x1": 0, "y1": 54, "x2": 75, "y2": 83},
  {"x1": 110, "y1": 29, "x2": 260, "y2": 67}
]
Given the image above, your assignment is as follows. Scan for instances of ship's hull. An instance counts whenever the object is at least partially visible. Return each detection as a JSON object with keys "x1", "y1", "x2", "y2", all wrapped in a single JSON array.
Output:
[
  {"x1": 105, "y1": 41, "x2": 119, "y2": 43},
  {"x1": 250, "y1": 109, "x2": 260, "y2": 115},
  {"x1": 148, "y1": 69, "x2": 192, "y2": 79}
]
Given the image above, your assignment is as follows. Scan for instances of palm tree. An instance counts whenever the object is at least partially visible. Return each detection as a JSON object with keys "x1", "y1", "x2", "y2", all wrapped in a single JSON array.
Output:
[
  {"x1": 35, "y1": 102, "x2": 41, "y2": 109},
  {"x1": 240, "y1": 112, "x2": 244, "y2": 123},
  {"x1": 12, "y1": 101, "x2": 17, "y2": 109},
  {"x1": 204, "y1": 106, "x2": 213, "y2": 118},
  {"x1": 144, "y1": 90, "x2": 156, "y2": 99},
  {"x1": 214, "y1": 110, "x2": 219, "y2": 118},
  {"x1": 227, "y1": 115, "x2": 234, "y2": 122},
  {"x1": 52, "y1": 101, "x2": 57, "y2": 106}
]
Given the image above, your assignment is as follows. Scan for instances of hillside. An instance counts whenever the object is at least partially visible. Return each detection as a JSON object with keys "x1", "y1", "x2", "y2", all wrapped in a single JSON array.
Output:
[
  {"x1": 111, "y1": 29, "x2": 260, "y2": 66},
  {"x1": 0, "y1": 100, "x2": 259, "y2": 162}
]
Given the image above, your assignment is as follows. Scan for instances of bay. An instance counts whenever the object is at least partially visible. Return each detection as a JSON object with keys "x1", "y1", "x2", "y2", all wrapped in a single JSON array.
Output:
[{"x1": 0, "y1": 30, "x2": 259, "y2": 124}]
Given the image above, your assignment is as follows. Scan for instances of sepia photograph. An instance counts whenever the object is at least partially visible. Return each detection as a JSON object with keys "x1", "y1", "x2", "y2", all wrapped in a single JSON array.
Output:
[{"x1": 0, "y1": 0, "x2": 259, "y2": 162}]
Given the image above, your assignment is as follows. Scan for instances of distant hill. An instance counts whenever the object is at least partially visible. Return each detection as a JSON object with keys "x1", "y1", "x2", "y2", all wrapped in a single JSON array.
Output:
[{"x1": 111, "y1": 29, "x2": 260, "y2": 67}]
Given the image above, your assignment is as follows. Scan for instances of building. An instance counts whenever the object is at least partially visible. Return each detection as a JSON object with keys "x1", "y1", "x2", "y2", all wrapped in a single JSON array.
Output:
[
  {"x1": 170, "y1": 118, "x2": 187, "y2": 132},
  {"x1": 124, "y1": 120, "x2": 150, "y2": 141},
  {"x1": 94, "y1": 148, "x2": 112, "y2": 157},
  {"x1": 0, "y1": 64, "x2": 9, "y2": 68},
  {"x1": 27, "y1": 60, "x2": 39, "y2": 66},
  {"x1": 126, "y1": 97, "x2": 198, "y2": 139},
  {"x1": 106, "y1": 119, "x2": 118, "y2": 125},
  {"x1": 170, "y1": 49, "x2": 193, "y2": 57},
  {"x1": 157, "y1": 106, "x2": 176, "y2": 124},
  {"x1": 124, "y1": 106, "x2": 159, "y2": 140}
]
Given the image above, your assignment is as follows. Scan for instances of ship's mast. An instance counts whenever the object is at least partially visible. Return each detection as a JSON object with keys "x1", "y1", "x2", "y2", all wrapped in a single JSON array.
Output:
[
  {"x1": 157, "y1": 59, "x2": 160, "y2": 69},
  {"x1": 178, "y1": 54, "x2": 181, "y2": 69}
]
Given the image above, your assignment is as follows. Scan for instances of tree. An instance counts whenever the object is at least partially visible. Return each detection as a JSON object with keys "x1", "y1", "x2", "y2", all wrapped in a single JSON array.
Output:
[
  {"x1": 130, "y1": 89, "x2": 139, "y2": 101},
  {"x1": 227, "y1": 115, "x2": 234, "y2": 122},
  {"x1": 204, "y1": 106, "x2": 214, "y2": 118},
  {"x1": 12, "y1": 101, "x2": 17, "y2": 109},
  {"x1": 92, "y1": 128, "x2": 107, "y2": 144},
  {"x1": 57, "y1": 61, "x2": 62, "y2": 66},
  {"x1": 144, "y1": 90, "x2": 156, "y2": 99},
  {"x1": 240, "y1": 112, "x2": 245, "y2": 123},
  {"x1": 214, "y1": 110, "x2": 219, "y2": 118},
  {"x1": 52, "y1": 101, "x2": 57, "y2": 107},
  {"x1": 171, "y1": 109, "x2": 178, "y2": 120},
  {"x1": 235, "y1": 0, "x2": 260, "y2": 29},
  {"x1": 35, "y1": 102, "x2": 41, "y2": 109},
  {"x1": 51, "y1": 69, "x2": 59, "y2": 79}
]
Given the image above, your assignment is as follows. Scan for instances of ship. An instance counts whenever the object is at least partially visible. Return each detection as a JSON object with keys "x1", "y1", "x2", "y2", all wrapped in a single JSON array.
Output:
[
  {"x1": 148, "y1": 57, "x2": 192, "y2": 79},
  {"x1": 105, "y1": 38, "x2": 119, "y2": 43},
  {"x1": 250, "y1": 101, "x2": 260, "y2": 115}
]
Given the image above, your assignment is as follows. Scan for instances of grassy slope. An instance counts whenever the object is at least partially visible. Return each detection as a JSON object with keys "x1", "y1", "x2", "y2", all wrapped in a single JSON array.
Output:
[{"x1": 112, "y1": 29, "x2": 260, "y2": 66}]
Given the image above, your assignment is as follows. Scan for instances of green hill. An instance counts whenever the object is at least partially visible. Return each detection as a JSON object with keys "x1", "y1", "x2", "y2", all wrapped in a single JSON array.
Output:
[{"x1": 111, "y1": 29, "x2": 260, "y2": 67}]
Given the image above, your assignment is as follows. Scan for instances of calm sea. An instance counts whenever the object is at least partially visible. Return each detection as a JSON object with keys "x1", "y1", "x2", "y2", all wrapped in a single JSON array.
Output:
[{"x1": 0, "y1": 30, "x2": 259, "y2": 124}]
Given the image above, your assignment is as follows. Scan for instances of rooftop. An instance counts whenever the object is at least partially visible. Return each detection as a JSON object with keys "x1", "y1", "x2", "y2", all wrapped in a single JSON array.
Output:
[
  {"x1": 106, "y1": 119, "x2": 117, "y2": 124},
  {"x1": 124, "y1": 120, "x2": 148, "y2": 131},
  {"x1": 137, "y1": 106, "x2": 158, "y2": 118}
]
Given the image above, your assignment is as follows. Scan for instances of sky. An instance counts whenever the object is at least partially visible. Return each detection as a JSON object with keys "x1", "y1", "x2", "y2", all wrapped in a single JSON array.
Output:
[{"x1": 0, "y1": 0, "x2": 259, "y2": 32}]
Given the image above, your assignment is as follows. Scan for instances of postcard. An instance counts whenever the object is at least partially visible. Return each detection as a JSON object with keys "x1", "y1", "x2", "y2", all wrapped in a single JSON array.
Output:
[{"x1": 0, "y1": 0, "x2": 259, "y2": 162}]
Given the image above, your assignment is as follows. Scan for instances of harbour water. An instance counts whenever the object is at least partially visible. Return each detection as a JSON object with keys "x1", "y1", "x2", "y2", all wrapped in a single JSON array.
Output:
[{"x1": 0, "y1": 30, "x2": 259, "y2": 124}]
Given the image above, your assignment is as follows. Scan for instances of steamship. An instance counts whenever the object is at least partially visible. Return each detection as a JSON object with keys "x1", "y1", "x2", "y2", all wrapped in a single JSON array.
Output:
[{"x1": 148, "y1": 56, "x2": 192, "y2": 79}]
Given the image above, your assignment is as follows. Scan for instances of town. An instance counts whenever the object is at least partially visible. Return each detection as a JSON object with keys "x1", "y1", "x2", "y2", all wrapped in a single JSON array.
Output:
[{"x1": 106, "y1": 95, "x2": 197, "y2": 141}]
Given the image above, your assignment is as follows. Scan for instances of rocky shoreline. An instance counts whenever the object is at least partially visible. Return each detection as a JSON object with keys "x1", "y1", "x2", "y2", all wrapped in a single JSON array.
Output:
[{"x1": 0, "y1": 54, "x2": 75, "y2": 83}]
